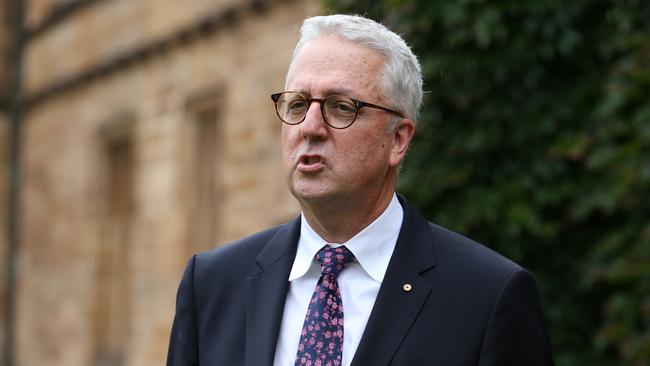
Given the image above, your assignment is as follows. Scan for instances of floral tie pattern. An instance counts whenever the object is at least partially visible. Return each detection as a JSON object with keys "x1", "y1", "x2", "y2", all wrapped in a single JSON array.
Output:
[{"x1": 295, "y1": 246, "x2": 355, "y2": 366}]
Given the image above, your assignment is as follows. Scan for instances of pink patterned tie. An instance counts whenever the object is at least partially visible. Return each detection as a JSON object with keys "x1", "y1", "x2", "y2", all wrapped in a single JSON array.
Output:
[{"x1": 295, "y1": 246, "x2": 355, "y2": 366}]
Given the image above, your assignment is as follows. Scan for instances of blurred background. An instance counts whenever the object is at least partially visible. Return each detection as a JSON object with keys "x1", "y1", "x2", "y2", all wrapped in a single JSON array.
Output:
[{"x1": 0, "y1": 0, "x2": 648, "y2": 365}]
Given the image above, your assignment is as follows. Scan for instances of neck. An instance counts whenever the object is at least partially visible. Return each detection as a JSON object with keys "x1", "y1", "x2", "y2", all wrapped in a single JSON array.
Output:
[{"x1": 300, "y1": 188, "x2": 395, "y2": 244}]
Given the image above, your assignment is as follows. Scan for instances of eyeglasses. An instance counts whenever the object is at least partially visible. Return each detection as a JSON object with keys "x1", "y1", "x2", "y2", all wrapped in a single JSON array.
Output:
[{"x1": 271, "y1": 91, "x2": 403, "y2": 129}]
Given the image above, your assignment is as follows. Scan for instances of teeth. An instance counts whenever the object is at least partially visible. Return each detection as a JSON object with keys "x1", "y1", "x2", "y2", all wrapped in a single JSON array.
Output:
[{"x1": 303, "y1": 156, "x2": 321, "y2": 165}]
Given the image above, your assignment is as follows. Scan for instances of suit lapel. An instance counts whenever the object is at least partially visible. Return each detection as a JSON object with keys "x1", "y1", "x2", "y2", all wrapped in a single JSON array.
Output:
[
  {"x1": 245, "y1": 217, "x2": 301, "y2": 366},
  {"x1": 351, "y1": 196, "x2": 436, "y2": 366}
]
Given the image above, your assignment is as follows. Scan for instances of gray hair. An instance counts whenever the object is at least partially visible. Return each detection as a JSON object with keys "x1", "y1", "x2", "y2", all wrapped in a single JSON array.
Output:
[{"x1": 287, "y1": 14, "x2": 423, "y2": 124}]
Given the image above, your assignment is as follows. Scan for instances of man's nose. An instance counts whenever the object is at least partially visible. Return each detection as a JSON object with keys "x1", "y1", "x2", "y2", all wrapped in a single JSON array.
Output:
[{"x1": 299, "y1": 101, "x2": 328, "y2": 139}]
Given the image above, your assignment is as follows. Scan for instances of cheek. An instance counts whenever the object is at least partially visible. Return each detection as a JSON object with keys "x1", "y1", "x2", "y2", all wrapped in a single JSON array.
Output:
[
  {"x1": 281, "y1": 127, "x2": 301, "y2": 168},
  {"x1": 280, "y1": 125, "x2": 290, "y2": 141},
  {"x1": 337, "y1": 137, "x2": 376, "y2": 168},
  {"x1": 280, "y1": 132, "x2": 291, "y2": 163},
  {"x1": 280, "y1": 127, "x2": 295, "y2": 151},
  {"x1": 356, "y1": 135, "x2": 393, "y2": 168}
]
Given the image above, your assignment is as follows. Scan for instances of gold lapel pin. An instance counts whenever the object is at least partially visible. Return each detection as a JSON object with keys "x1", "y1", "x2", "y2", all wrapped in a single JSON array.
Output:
[{"x1": 403, "y1": 283, "x2": 413, "y2": 292}]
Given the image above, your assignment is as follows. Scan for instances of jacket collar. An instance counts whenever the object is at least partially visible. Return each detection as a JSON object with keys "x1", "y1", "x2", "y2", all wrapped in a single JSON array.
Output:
[
  {"x1": 245, "y1": 216, "x2": 300, "y2": 366},
  {"x1": 350, "y1": 194, "x2": 436, "y2": 366}
]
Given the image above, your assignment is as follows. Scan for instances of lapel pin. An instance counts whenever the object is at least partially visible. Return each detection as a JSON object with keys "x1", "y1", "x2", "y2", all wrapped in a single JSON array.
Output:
[{"x1": 403, "y1": 283, "x2": 412, "y2": 292}]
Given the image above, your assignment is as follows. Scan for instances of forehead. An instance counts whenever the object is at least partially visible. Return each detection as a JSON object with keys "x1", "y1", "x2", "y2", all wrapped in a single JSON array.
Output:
[{"x1": 287, "y1": 35, "x2": 386, "y2": 99}]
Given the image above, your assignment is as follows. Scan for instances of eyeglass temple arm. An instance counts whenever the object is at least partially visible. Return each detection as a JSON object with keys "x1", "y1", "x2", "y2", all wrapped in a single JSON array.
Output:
[{"x1": 356, "y1": 101, "x2": 404, "y2": 118}]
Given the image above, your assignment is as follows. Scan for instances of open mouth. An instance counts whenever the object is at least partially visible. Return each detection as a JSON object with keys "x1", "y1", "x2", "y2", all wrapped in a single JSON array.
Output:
[
  {"x1": 301, "y1": 155, "x2": 322, "y2": 165},
  {"x1": 297, "y1": 154, "x2": 325, "y2": 172}
]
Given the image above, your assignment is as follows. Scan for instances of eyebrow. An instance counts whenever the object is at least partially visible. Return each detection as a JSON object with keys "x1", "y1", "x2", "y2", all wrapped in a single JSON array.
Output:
[
  {"x1": 324, "y1": 87, "x2": 356, "y2": 96},
  {"x1": 293, "y1": 87, "x2": 358, "y2": 99}
]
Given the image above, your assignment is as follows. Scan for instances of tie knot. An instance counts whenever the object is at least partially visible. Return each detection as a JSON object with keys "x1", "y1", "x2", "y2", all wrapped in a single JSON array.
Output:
[{"x1": 317, "y1": 246, "x2": 355, "y2": 278}]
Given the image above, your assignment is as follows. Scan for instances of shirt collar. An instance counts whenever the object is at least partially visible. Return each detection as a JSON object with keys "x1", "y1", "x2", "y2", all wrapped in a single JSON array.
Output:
[{"x1": 288, "y1": 193, "x2": 403, "y2": 283}]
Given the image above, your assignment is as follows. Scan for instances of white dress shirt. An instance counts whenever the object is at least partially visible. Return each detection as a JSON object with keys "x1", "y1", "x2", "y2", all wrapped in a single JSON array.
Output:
[{"x1": 273, "y1": 194, "x2": 404, "y2": 366}]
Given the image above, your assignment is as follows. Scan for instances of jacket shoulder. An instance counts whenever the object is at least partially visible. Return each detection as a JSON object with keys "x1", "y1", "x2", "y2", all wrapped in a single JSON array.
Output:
[
  {"x1": 428, "y1": 222, "x2": 523, "y2": 279},
  {"x1": 192, "y1": 223, "x2": 286, "y2": 274}
]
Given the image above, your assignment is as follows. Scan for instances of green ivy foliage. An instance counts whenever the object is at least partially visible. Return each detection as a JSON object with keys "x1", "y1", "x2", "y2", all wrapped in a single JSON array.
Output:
[{"x1": 324, "y1": 0, "x2": 649, "y2": 364}]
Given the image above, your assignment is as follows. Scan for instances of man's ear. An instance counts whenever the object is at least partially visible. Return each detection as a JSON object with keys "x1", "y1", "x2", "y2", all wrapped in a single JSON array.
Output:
[{"x1": 389, "y1": 118, "x2": 415, "y2": 168}]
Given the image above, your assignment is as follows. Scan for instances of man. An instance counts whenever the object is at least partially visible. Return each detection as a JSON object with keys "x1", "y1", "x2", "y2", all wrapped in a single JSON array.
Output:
[{"x1": 167, "y1": 14, "x2": 554, "y2": 366}]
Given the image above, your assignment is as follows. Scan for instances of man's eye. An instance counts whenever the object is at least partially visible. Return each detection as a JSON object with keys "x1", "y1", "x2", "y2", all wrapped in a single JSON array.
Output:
[
  {"x1": 331, "y1": 102, "x2": 356, "y2": 113},
  {"x1": 288, "y1": 101, "x2": 308, "y2": 111}
]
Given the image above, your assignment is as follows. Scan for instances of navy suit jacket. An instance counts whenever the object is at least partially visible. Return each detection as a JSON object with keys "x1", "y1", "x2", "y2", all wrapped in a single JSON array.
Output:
[{"x1": 167, "y1": 196, "x2": 554, "y2": 365}]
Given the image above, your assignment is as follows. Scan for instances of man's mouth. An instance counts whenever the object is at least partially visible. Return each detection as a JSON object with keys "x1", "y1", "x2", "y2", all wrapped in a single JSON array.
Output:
[
  {"x1": 297, "y1": 154, "x2": 325, "y2": 172},
  {"x1": 302, "y1": 155, "x2": 321, "y2": 165}
]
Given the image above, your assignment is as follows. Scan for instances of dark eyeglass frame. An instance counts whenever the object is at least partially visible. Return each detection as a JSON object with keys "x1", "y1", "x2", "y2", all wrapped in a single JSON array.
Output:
[{"x1": 271, "y1": 91, "x2": 404, "y2": 130}]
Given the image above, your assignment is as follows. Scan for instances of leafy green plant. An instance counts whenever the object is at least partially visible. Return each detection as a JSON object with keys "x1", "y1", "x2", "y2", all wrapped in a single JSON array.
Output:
[{"x1": 325, "y1": 1, "x2": 650, "y2": 364}]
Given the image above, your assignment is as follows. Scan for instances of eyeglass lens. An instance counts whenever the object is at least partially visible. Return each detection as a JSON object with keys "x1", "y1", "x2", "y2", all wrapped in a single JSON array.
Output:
[{"x1": 275, "y1": 92, "x2": 358, "y2": 129}]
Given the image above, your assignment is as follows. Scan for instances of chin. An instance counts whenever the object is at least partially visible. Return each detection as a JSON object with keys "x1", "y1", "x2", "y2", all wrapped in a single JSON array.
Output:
[{"x1": 289, "y1": 183, "x2": 337, "y2": 205}]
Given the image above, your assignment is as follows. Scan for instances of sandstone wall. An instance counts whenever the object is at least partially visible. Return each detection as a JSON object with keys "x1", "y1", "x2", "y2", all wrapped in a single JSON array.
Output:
[
  {"x1": 15, "y1": 0, "x2": 319, "y2": 365},
  {"x1": 0, "y1": 115, "x2": 8, "y2": 364}
]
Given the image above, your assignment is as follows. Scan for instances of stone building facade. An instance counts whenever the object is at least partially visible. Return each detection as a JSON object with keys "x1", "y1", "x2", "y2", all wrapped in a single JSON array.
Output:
[
  {"x1": 1, "y1": 0, "x2": 320, "y2": 365},
  {"x1": 1, "y1": 2, "x2": 17, "y2": 364}
]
